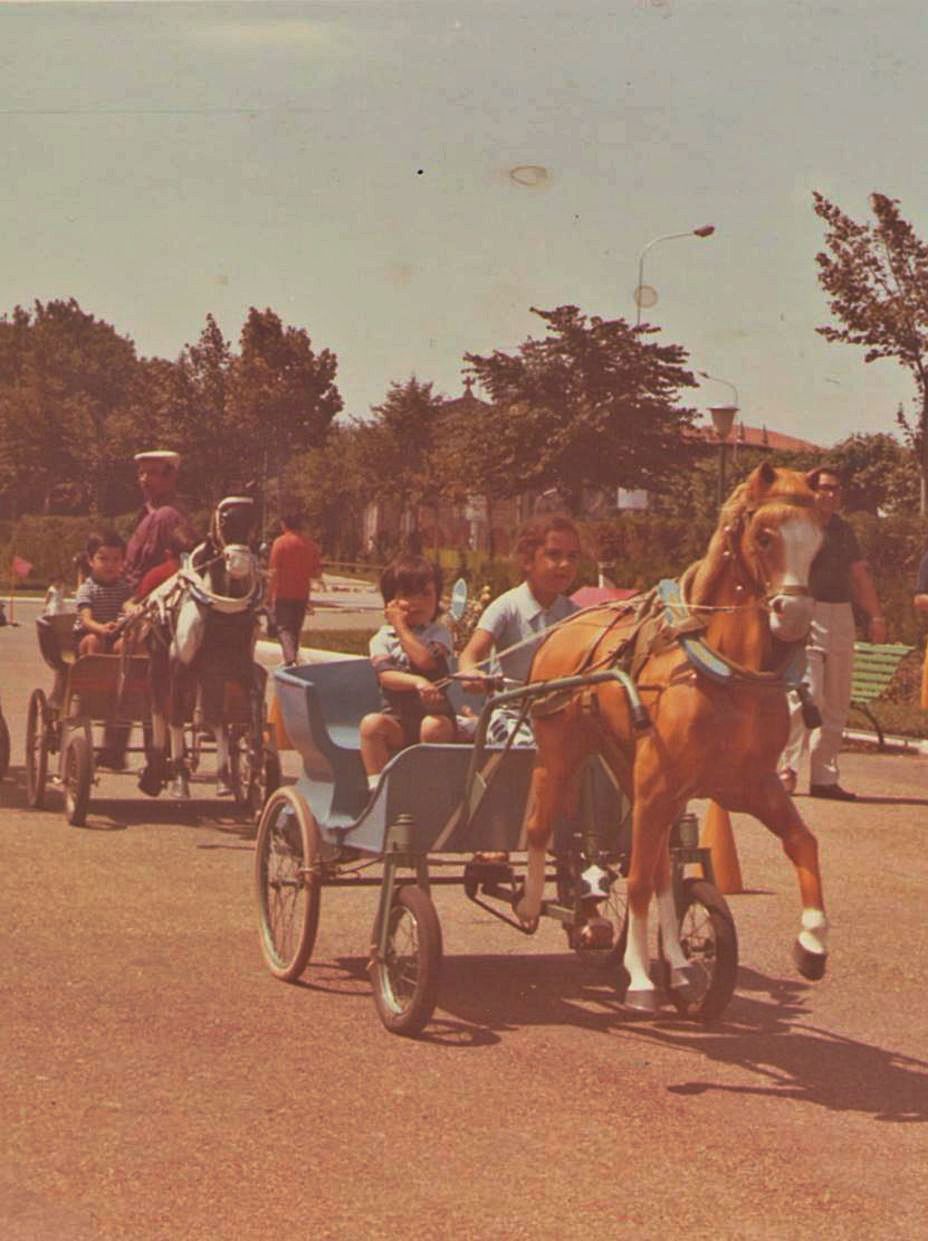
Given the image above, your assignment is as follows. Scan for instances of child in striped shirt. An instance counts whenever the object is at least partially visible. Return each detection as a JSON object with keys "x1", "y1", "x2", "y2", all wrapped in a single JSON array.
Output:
[{"x1": 74, "y1": 532, "x2": 133, "y2": 655}]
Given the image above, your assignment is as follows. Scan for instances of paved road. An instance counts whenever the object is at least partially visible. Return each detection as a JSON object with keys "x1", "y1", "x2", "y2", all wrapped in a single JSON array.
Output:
[{"x1": 2, "y1": 603, "x2": 928, "y2": 1239}]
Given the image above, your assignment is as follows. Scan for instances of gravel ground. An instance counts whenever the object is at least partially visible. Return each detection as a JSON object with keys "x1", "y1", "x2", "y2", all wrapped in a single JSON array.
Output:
[{"x1": 2, "y1": 601, "x2": 927, "y2": 1240}]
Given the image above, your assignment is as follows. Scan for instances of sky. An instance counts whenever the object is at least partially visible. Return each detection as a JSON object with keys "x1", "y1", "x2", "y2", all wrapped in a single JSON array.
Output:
[{"x1": 2, "y1": 0, "x2": 928, "y2": 447}]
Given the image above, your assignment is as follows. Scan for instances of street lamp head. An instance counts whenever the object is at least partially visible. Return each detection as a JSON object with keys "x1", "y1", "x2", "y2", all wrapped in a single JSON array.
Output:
[
  {"x1": 709, "y1": 404, "x2": 738, "y2": 440},
  {"x1": 693, "y1": 224, "x2": 716, "y2": 238}
]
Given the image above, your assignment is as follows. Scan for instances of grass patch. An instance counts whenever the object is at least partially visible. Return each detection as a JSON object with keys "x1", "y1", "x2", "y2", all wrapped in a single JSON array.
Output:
[
  {"x1": 300, "y1": 628, "x2": 376, "y2": 656},
  {"x1": 847, "y1": 700, "x2": 928, "y2": 741}
]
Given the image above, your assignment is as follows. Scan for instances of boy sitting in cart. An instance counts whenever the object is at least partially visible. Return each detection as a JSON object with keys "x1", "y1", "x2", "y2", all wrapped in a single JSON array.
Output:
[
  {"x1": 360, "y1": 555, "x2": 467, "y2": 790},
  {"x1": 73, "y1": 531, "x2": 134, "y2": 655}
]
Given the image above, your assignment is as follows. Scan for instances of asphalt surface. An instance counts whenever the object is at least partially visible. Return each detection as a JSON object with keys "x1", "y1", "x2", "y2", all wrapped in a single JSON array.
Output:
[{"x1": 2, "y1": 598, "x2": 928, "y2": 1240}]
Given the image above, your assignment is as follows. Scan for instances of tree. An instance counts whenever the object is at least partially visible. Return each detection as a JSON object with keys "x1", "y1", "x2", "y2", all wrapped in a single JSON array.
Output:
[
  {"x1": 230, "y1": 307, "x2": 343, "y2": 512},
  {"x1": 358, "y1": 377, "x2": 448, "y2": 548},
  {"x1": 0, "y1": 300, "x2": 139, "y2": 514},
  {"x1": 462, "y1": 305, "x2": 699, "y2": 513},
  {"x1": 813, "y1": 191, "x2": 928, "y2": 513}
]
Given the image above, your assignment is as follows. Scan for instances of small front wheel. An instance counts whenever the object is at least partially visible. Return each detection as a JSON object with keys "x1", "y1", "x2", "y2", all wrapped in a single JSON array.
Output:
[
  {"x1": 659, "y1": 878, "x2": 738, "y2": 1021},
  {"x1": 64, "y1": 733, "x2": 93, "y2": 827},
  {"x1": 26, "y1": 689, "x2": 50, "y2": 808},
  {"x1": 371, "y1": 885, "x2": 443, "y2": 1037},
  {"x1": 255, "y1": 787, "x2": 321, "y2": 981}
]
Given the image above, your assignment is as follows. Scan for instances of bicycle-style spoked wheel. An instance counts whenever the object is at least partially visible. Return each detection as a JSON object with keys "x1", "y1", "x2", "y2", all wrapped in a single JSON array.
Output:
[
  {"x1": 371, "y1": 885, "x2": 443, "y2": 1037},
  {"x1": 25, "y1": 689, "x2": 50, "y2": 808},
  {"x1": 255, "y1": 787, "x2": 321, "y2": 981},
  {"x1": 659, "y1": 878, "x2": 738, "y2": 1021}
]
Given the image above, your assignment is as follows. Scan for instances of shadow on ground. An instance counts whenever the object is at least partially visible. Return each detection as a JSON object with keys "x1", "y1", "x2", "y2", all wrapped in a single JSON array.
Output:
[{"x1": 304, "y1": 951, "x2": 928, "y2": 1121}]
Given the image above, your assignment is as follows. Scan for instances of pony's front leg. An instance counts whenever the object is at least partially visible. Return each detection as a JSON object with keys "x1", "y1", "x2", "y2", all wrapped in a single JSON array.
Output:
[
  {"x1": 214, "y1": 726, "x2": 233, "y2": 797},
  {"x1": 515, "y1": 765, "x2": 557, "y2": 929},
  {"x1": 169, "y1": 723, "x2": 190, "y2": 799},
  {"x1": 654, "y1": 849, "x2": 699, "y2": 994},
  {"x1": 138, "y1": 710, "x2": 168, "y2": 797},
  {"x1": 623, "y1": 781, "x2": 683, "y2": 1012},
  {"x1": 735, "y1": 772, "x2": 828, "y2": 979}
]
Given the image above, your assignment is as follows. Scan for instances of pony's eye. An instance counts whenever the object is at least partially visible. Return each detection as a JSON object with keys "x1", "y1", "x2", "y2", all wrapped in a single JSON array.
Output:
[{"x1": 755, "y1": 530, "x2": 773, "y2": 550}]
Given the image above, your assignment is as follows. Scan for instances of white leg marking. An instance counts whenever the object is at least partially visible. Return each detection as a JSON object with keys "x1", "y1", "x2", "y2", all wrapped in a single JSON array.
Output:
[
  {"x1": 169, "y1": 725, "x2": 186, "y2": 765},
  {"x1": 215, "y1": 727, "x2": 230, "y2": 773},
  {"x1": 798, "y1": 907, "x2": 829, "y2": 956},
  {"x1": 656, "y1": 884, "x2": 689, "y2": 971},
  {"x1": 151, "y1": 713, "x2": 167, "y2": 751},
  {"x1": 623, "y1": 906, "x2": 655, "y2": 993},
  {"x1": 516, "y1": 848, "x2": 546, "y2": 925}
]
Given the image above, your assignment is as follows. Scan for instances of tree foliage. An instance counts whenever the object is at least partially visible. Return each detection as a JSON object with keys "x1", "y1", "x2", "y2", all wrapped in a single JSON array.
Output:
[
  {"x1": 813, "y1": 191, "x2": 928, "y2": 512},
  {"x1": 462, "y1": 305, "x2": 700, "y2": 512}
]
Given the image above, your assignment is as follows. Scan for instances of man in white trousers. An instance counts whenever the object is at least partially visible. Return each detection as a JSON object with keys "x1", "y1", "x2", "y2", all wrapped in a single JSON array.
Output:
[{"x1": 779, "y1": 466, "x2": 886, "y2": 801}]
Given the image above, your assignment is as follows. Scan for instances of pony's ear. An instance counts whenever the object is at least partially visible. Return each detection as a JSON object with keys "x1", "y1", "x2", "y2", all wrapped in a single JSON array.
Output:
[{"x1": 745, "y1": 461, "x2": 777, "y2": 501}]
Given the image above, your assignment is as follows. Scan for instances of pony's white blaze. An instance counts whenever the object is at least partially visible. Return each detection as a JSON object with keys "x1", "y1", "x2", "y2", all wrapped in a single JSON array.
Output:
[
  {"x1": 768, "y1": 516, "x2": 823, "y2": 641},
  {"x1": 172, "y1": 596, "x2": 206, "y2": 666},
  {"x1": 778, "y1": 516, "x2": 823, "y2": 589}
]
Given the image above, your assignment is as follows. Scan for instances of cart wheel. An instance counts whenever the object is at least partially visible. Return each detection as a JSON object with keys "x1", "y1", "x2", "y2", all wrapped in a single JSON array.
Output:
[
  {"x1": 371, "y1": 885, "x2": 443, "y2": 1037},
  {"x1": 64, "y1": 734, "x2": 93, "y2": 827},
  {"x1": 0, "y1": 711, "x2": 9, "y2": 780},
  {"x1": 255, "y1": 787, "x2": 321, "y2": 981},
  {"x1": 26, "y1": 689, "x2": 50, "y2": 808},
  {"x1": 658, "y1": 878, "x2": 738, "y2": 1021}
]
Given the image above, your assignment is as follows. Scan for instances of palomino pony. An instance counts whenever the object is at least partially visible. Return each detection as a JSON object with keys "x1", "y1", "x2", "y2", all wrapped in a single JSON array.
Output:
[
  {"x1": 519, "y1": 463, "x2": 828, "y2": 1011},
  {"x1": 137, "y1": 496, "x2": 264, "y2": 799}
]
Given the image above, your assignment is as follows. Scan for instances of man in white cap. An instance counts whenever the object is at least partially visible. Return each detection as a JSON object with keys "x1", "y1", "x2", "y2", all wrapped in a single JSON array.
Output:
[{"x1": 124, "y1": 450, "x2": 191, "y2": 592}]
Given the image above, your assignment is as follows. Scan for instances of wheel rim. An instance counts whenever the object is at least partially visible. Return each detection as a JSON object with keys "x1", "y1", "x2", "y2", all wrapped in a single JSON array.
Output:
[
  {"x1": 379, "y1": 904, "x2": 421, "y2": 1016},
  {"x1": 64, "y1": 743, "x2": 81, "y2": 817},
  {"x1": 677, "y1": 899, "x2": 718, "y2": 1001},
  {"x1": 259, "y1": 804, "x2": 310, "y2": 969},
  {"x1": 27, "y1": 694, "x2": 48, "y2": 799}
]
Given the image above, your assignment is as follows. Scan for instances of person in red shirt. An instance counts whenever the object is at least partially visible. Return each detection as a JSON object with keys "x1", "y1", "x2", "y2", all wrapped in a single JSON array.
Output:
[{"x1": 268, "y1": 510, "x2": 323, "y2": 665}]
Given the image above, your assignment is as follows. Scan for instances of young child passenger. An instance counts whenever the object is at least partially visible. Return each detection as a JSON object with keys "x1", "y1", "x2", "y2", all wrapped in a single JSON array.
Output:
[
  {"x1": 459, "y1": 514, "x2": 582, "y2": 747},
  {"x1": 73, "y1": 532, "x2": 133, "y2": 655},
  {"x1": 360, "y1": 556, "x2": 456, "y2": 787}
]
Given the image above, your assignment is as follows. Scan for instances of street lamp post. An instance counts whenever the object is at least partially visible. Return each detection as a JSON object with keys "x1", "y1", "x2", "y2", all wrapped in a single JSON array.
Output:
[
  {"x1": 708, "y1": 405, "x2": 738, "y2": 507},
  {"x1": 698, "y1": 370, "x2": 739, "y2": 508},
  {"x1": 635, "y1": 224, "x2": 716, "y2": 327}
]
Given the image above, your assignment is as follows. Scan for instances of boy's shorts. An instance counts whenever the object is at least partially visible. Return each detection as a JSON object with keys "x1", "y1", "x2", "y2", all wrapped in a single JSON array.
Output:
[
  {"x1": 383, "y1": 702, "x2": 456, "y2": 748},
  {"x1": 74, "y1": 627, "x2": 119, "y2": 653}
]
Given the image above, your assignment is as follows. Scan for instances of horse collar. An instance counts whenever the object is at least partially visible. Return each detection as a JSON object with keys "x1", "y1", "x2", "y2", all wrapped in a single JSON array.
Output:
[{"x1": 657, "y1": 579, "x2": 806, "y2": 690}]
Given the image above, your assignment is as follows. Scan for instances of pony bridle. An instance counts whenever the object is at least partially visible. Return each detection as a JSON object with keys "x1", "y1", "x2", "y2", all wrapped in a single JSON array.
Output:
[
  {"x1": 211, "y1": 497, "x2": 257, "y2": 581},
  {"x1": 723, "y1": 493, "x2": 818, "y2": 610}
]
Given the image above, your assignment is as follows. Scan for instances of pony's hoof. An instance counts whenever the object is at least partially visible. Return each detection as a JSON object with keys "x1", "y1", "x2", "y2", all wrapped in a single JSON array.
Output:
[
  {"x1": 170, "y1": 771, "x2": 191, "y2": 800},
  {"x1": 793, "y1": 939, "x2": 827, "y2": 981},
  {"x1": 512, "y1": 894, "x2": 540, "y2": 934},
  {"x1": 137, "y1": 765, "x2": 164, "y2": 798},
  {"x1": 624, "y1": 988, "x2": 660, "y2": 1014}
]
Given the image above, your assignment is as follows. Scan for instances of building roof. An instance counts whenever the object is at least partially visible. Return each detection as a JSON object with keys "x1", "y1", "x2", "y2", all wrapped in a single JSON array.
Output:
[{"x1": 691, "y1": 421, "x2": 823, "y2": 453}]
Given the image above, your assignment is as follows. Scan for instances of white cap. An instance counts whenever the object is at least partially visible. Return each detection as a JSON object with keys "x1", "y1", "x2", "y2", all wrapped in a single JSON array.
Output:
[{"x1": 134, "y1": 450, "x2": 181, "y2": 469}]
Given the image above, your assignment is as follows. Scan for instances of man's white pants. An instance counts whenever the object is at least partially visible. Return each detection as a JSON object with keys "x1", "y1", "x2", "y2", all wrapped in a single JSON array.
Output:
[{"x1": 781, "y1": 600, "x2": 856, "y2": 787}]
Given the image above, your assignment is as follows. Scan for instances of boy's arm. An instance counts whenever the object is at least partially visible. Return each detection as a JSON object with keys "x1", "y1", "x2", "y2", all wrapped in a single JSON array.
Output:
[
  {"x1": 459, "y1": 627, "x2": 495, "y2": 680},
  {"x1": 78, "y1": 605, "x2": 113, "y2": 636}
]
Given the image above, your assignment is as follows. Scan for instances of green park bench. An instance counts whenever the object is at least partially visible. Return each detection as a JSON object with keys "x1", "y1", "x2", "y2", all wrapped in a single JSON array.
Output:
[{"x1": 847, "y1": 641, "x2": 915, "y2": 751}]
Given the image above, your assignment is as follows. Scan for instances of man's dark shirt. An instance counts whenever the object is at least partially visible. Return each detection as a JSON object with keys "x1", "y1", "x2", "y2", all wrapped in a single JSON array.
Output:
[
  {"x1": 809, "y1": 514, "x2": 862, "y2": 604},
  {"x1": 124, "y1": 500, "x2": 187, "y2": 590},
  {"x1": 916, "y1": 550, "x2": 928, "y2": 596}
]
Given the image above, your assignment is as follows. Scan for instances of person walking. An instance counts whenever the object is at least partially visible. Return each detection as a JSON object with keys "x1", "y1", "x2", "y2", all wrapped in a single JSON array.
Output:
[
  {"x1": 267, "y1": 510, "x2": 322, "y2": 666},
  {"x1": 779, "y1": 466, "x2": 887, "y2": 800},
  {"x1": 915, "y1": 542, "x2": 928, "y2": 709}
]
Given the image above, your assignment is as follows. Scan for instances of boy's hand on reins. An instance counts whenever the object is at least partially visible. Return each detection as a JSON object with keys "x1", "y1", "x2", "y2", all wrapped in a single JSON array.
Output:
[{"x1": 416, "y1": 679, "x2": 445, "y2": 710}]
